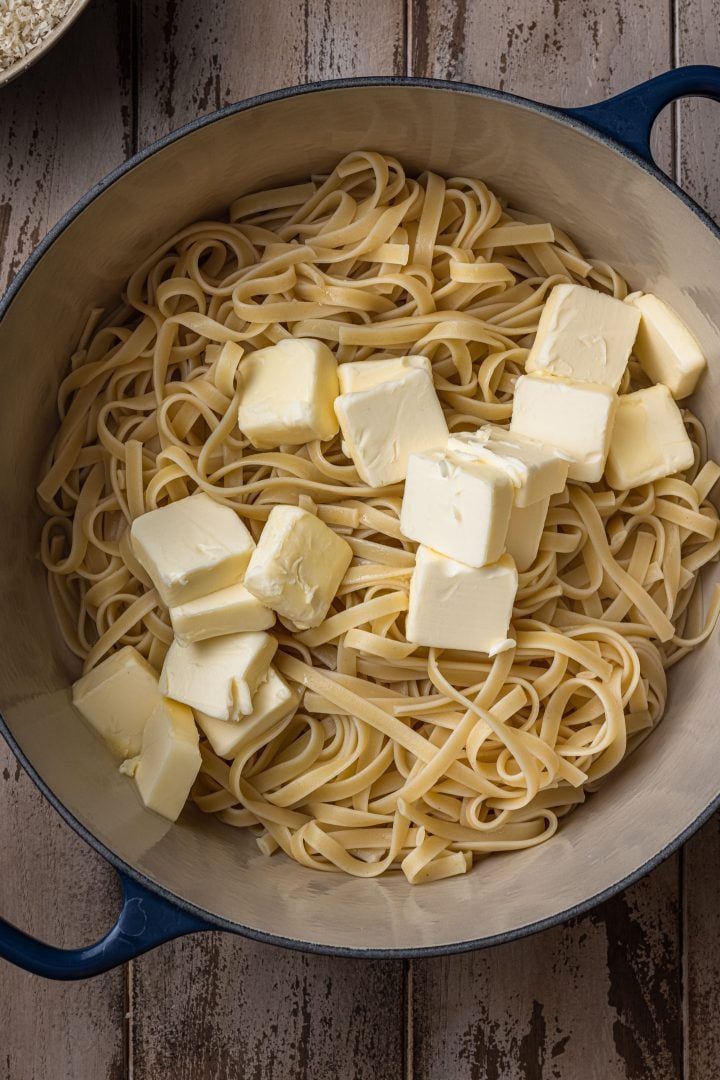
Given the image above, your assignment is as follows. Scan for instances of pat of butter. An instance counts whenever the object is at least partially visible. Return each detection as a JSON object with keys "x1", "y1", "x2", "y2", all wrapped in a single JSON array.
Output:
[
  {"x1": 510, "y1": 373, "x2": 617, "y2": 483},
  {"x1": 134, "y1": 697, "x2": 201, "y2": 822},
  {"x1": 334, "y1": 366, "x2": 449, "y2": 487},
  {"x1": 237, "y1": 337, "x2": 340, "y2": 448},
  {"x1": 406, "y1": 547, "x2": 517, "y2": 655},
  {"x1": 526, "y1": 283, "x2": 640, "y2": 390},
  {"x1": 606, "y1": 384, "x2": 694, "y2": 490},
  {"x1": 131, "y1": 492, "x2": 255, "y2": 607},
  {"x1": 170, "y1": 584, "x2": 275, "y2": 644},
  {"x1": 160, "y1": 631, "x2": 277, "y2": 721},
  {"x1": 244, "y1": 505, "x2": 352, "y2": 629},
  {"x1": 629, "y1": 293, "x2": 706, "y2": 399},
  {"x1": 196, "y1": 666, "x2": 299, "y2": 758},
  {"x1": 72, "y1": 645, "x2": 160, "y2": 760},
  {"x1": 400, "y1": 449, "x2": 513, "y2": 568},
  {"x1": 448, "y1": 425, "x2": 568, "y2": 507},
  {"x1": 506, "y1": 497, "x2": 549, "y2": 572},
  {"x1": 337, "y1": 355, "x2": 431, "y2": 394}
]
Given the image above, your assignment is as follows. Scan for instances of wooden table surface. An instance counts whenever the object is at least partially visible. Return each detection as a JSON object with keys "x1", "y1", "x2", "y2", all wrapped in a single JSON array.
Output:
[{"x1": 2, "y1": 1, "x2": 720, "y2": 1076}]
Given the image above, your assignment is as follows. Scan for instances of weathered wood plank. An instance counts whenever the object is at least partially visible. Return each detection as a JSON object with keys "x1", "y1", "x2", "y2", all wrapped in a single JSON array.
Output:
[
  {"x1": 409, "y1": 4, "x2": 682, "y2": 1078},
  {"x1": 131, "y1": 4, "x2": 407, "y2": 1078},
  {"x1": 412, "y1": 861, "x2": 682, "y2": 1080},
  {"x1": 676, "y1": 0, "x2": 720, "y2": 214},
  {"x1": 410, "y1": 0, "x2": 671, "y2": 102},
  {"x1": 131, "y1": 936, "x2": 405, "y2": 1080},
  {"x1": 0, "y1": 2, "x2": 132, "y2": 1078},
  {"x1": 137, "y1": 0, "x2": 406, "y2": 139},
  {"x1": 0, "y1": 739, "x2": 125, "y2": 1080},
  {"x1": 409, "y1": 0, "x2": 674, "y2": 170},
  {"x1": 683, "y1": 815, "x2": 720, "y2": 1080},
  {"x1": 675, "y1": 7, "x2": 720, "y2": 1080},
  {"x1": 0, "y1": 0, "x2": 133, "y2": 289}
]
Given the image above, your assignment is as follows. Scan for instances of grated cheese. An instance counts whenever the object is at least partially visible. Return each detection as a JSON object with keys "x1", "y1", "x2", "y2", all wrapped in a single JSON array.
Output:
[{"x1": 1, "y1": 0, "x2": 75, "y2": 71}]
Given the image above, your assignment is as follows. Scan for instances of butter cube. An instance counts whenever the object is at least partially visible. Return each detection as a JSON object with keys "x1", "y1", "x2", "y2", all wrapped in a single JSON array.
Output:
[
  {"x1": 406, "y1": 547, "x2": 517, "y2": 655},
  {"x1": 160, "y1": 631, "x2": 277, "y2": 721},
  {"x1": 337, "y1": 355, "x2": 431, "y2": 394},
  {"x1": 170, "y1": 584, "x2": 275, "y2": 644},
  {"x1": 334, "y1": 366, "x2": 449, "y2": 487},
  {"x1": 131, "y1": 492, "x2": 255, "y2": 607},
  {"x1": 237, "y1": 337, "x2": 339, "y2": 448},
  {"x1": 134, "y1": 697, "x2": 201, "y2": 821},
  {"x1": 72, "y1": 645, "x2": 160, "y2": 760},
  {"x1": 606, "y1": 384, "x2": 694, "y2": 490},
  {"x1": 244, "y1": 506, "x2": 352, "y2": 629},
  {"x1": 506, "y1": 497, "x2": 549, "y2": 572},
  {"x1": 400, "y1": 449, "x2": 513, "y2": 568},
  {"x1": 629, "y1": 294, "x2": 706, "y2": 399},
  {"x1": 448, "y1": 425, "x2": 568, "y2": 507},
  {"x1": 526, "y1": 283, "x2": 640, "y2": 390},
  {"x1": 510, "y1": 373, "x2": 617, "y2": 483},
  {"x1": 196, "y1": 667, "x2": 299, "y2": 758}
]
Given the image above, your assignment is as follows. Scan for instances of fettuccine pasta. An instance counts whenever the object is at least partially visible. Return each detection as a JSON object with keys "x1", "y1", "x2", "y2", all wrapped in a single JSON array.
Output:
[{"x1": 38, "y1": 151, "x2": 720, "y2": 884}]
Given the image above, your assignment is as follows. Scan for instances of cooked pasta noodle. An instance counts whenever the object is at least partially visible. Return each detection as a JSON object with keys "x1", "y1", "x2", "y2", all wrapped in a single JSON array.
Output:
[{"x1": 38, "y1": 151, "x2": 720, "y2": 883}]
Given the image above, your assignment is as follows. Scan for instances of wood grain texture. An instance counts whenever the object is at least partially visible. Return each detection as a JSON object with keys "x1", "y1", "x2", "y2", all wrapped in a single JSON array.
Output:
[
  {"x1": 409, "y1": 0, "x2": 674, "y2": 170},
  {"x1": 131, "y1": 936, "x2": 405, "y2": 1080},
  {"x1": 683, "y1": 816, "x2": 720, "y2": 1080},
  {"x1": 410, "y1": 0, "x2": 671, "y2": 100},
  {"x1": 129, "y1": 6, "x2": 407, "y2": 1080},
  {"x1": 137, "y1": 0, "x2": 406, "y2": 140},
  {"x1": 0, "y1": 2, "x2": 131, "y2": 1079},
  {"x1": 0, "y1": 740, "x2": 125, "y2": 1080},
  {"x1": 411, "y1": 860, "x2": 682, "y2": 1080},
  {"x1": 675, "y1": 10, "x2": 720, "y2": 1080},
  {"x1": 0, "y1": 0, "x2": 132, "y2": 289},
  {"x1": 676, "y1": 1, "x2": 720, "y2": 224}
]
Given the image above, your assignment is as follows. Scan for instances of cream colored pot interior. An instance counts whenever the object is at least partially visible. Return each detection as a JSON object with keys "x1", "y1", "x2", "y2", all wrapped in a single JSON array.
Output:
[{"x1": 1, "y1": 85, "x2": 719, "y2": 952}]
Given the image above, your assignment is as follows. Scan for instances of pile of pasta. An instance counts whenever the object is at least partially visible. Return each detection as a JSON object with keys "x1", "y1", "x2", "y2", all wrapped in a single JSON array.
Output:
[{"x1": 38, "y1": 151, "x2": 720, "y2": 883}]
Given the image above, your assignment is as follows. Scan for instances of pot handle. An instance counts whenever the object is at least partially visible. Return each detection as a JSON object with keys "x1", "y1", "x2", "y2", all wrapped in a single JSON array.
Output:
[
  {"x1": 0, "y1": 870, "x2": 210, "y2": 979},
  {"x1": 564, "y1": 64, "x2": 720, "y2": 166}
]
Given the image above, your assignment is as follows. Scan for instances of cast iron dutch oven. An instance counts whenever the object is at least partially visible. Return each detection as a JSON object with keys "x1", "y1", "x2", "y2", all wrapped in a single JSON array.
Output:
[{"x1": 1, "y1": 68, "x2": 720, "y2": 979}]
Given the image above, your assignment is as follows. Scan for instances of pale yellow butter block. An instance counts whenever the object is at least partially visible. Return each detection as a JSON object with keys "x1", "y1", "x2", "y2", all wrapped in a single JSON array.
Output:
[
  {"x1": 72, "y1": 645, "x2": 160, "y2": 760},
  {"x1": 448, "y1": 425, "x2": 568, "y2": 507},
  {"x1": 510, "y1": 373, "x2": 617, "y2": 483},
  {"x1": 130, "y1": 492, "x2": 255, "y2": 607},
  {"x1": 160, "y1": 631, "x2": 277, "y2": 721},
  {"x1": 406, "y1": 546, "x2": 518, "y2": 655},
  {"x1": 170, "y1": 583, "x2": 275, "y2": 644},
  {"x1": 400, "y1": 449, "x2": 513, "y2": 568},
  {"x1": 244, "y1": 505, "x2": 352, "y2": 629},
  {"x1": 606, "y1": 384, "x2": 694, "y2": 490},
  {"x1": 526, "y1": 283, "x2": 640, "y2": 390},
  {"x1": 337, "y1": 355, "x2": 431, "y2": 394},
  {"x1": 196, "y1": 667, "x2": 299, "y2": 758},
  {"x1": 506, "y1": 497, "x2": 550, "y2": 572},
  {"x1": 630, "y1": 293, "x2": 706, "y2": 399},
  {"x1": 237, "y1": 337, "x2": 339, "y2": 448},
  {"x1": 134, "y1": 697, "x2": 201, "y2": 822},
  {"x1": 334, "y1": 366, "x2": 449, "y2": 487}
]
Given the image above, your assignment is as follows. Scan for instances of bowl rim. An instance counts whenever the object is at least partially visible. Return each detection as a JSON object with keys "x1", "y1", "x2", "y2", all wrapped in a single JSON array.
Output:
[
  {"x1": 0, "y1": 0, "x2": 94, "y2": 90},
  {"x1": 3, "y1": 74, "x2": 720, "y2": 958}
]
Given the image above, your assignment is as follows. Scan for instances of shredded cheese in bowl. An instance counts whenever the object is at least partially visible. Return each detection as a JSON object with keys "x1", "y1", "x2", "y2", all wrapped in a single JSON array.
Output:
[{"x1": 1, "y1": 0, "x2": 75, "y2": 71}]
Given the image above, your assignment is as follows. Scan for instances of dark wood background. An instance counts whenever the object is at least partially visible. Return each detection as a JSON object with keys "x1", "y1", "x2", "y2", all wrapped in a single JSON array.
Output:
[{"x1": 1, "y1": 1, "x2": 720, "y2": 1076}]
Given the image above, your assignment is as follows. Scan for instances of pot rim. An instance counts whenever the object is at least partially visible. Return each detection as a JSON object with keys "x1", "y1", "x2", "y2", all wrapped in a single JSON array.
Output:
[{"x1": 3, "y1": 74, "x2": 720, "y2": 959}]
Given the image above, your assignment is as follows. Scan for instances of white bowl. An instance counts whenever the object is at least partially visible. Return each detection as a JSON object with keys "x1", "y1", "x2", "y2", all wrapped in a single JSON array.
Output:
[{"x1": 0, "y1": 0, "x2": 92, "y2": 89}]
